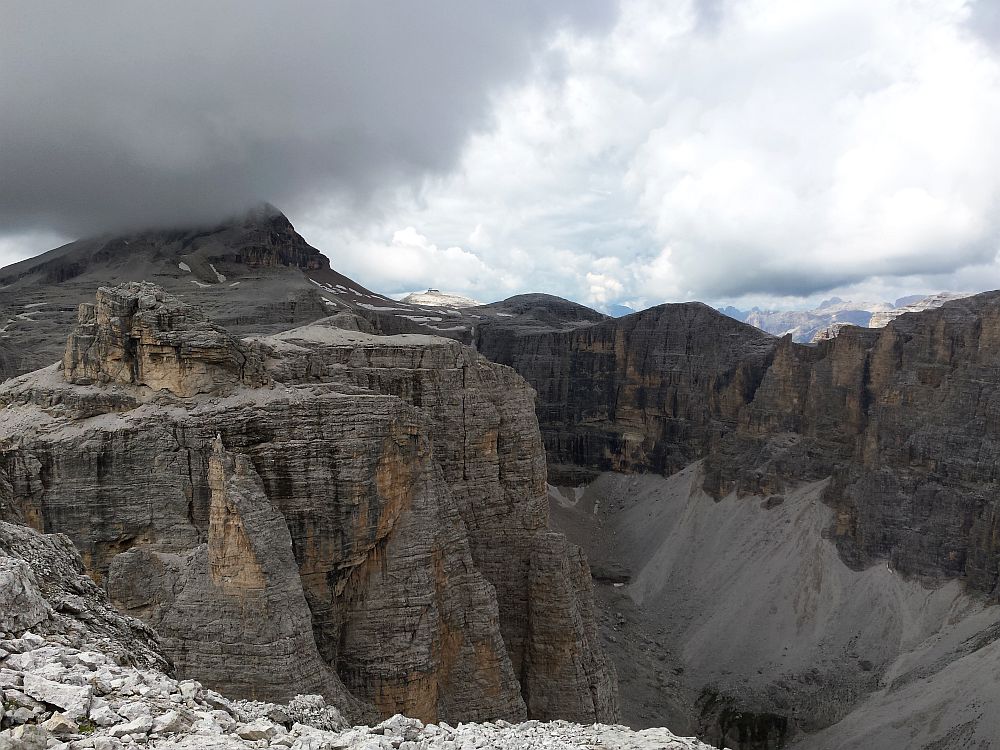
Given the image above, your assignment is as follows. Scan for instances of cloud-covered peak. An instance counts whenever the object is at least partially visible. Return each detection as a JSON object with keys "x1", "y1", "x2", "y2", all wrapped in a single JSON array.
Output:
[
  {"x1": 4, "y1": 0, "x2": 1000, "y2": 311},
  {"x1": 0, "y1": 1, "x2": 614, "y2": 237}
]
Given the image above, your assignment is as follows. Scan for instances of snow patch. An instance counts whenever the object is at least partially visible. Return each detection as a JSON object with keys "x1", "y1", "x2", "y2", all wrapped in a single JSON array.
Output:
[
  {"x1": 401, "y1": 289, "x2": 482, "y2": 308},
  {"x1": 356, "y1": 303, "x2": 409, "y2": 312},
  {"x1": 401, "y1": 315, "x2": 443, "y2": 323}
]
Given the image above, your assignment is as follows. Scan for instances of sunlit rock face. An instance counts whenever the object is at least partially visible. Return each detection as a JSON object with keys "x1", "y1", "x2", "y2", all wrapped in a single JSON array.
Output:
[{"x1": 62, "y1": 282, "x2": 269, "y2": 396}]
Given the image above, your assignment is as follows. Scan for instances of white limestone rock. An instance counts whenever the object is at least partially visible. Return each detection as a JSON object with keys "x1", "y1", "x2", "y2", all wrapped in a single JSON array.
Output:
[{"x1": 21, "y1": 674, "x2": 92, "y2": 720}]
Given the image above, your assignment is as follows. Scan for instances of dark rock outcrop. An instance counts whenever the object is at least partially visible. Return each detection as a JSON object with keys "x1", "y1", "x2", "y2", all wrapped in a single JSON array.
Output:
[
  {"x1": 477, "y1": 291, "x2": 1000, "y2": 599},
  {"x1": 475, "y1": 302, "x2": 776, "y2": 483},
  {"x1": 705, "y1": 292, "x2": 1000, "y2": 596}
]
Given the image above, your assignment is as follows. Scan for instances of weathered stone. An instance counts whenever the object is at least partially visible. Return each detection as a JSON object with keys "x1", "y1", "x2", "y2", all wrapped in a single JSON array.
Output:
[
  {"x1": 22, "y1": 674, "x2": 91, "y2": 719},
  {"x1": 151, "y1": 709, "x2": 193, "y2": 734},
  {"x1": 0, "y1": 285, "x2": 618, "y2": 725},
  {"x1": 0, "y1": 725, "x2": 50, "y2": 750},
  {"x1": 0, "y1": 523, "x2": 166, "y2": 672},
  {"x1": 62, "y1": 282, "x2": 269, "y2": 396},
  {"x1": 235, "y1": 718, "x2": 279, "y2": 741},
  {"x1": 0, "y1": 557, "x2": 50, "y2": 633},
  {"x1": 108, "y1": 714, "x2": 152, "y2": 738},
  {"x1": 89, "y1": 703, "x2": 123, "y2": 727},
  {"x1": 40, "y1": 712, "x2": 79, "y2": 736}
]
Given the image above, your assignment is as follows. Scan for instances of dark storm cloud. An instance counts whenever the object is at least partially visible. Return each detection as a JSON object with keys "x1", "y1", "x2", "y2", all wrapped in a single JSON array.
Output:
[{"x1": 0, "y1": 1, "x2": 616, "y2": 237}]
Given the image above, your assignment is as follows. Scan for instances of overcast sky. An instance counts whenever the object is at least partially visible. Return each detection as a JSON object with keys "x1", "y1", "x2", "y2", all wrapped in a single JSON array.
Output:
[{"x1": 3, "y1": 0, "x2": 1000, "y2": 312}]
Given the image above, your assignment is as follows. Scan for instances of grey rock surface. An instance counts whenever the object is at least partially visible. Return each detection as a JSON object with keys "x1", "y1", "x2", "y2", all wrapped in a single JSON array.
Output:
[
  {"x1": 0, "y1": 629, "x2": 710, "y2": 750},
  {"x1": 64, "y1": 282, "x2": 269, "y2": 396},
  {"x1": 474, "y1": 301, "x2": 776, "y2": 484},
  {"x1": 0, "y1": 521, "x2": 166, "y2": 671},
  {"x1": 0, "y1": 283, "x2": 617, "y2": 726}
]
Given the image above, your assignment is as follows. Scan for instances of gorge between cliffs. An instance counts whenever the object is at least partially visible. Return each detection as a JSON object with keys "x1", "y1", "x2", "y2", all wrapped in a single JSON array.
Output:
[{"x1": 2, "y1": 211, "x2": 1000, "y2": 750}]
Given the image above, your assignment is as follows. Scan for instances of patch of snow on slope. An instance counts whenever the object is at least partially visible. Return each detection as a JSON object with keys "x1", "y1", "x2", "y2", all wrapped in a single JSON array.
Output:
[
  {"x1": 401, "y1": 289, "x2": 482, "y2": 308},
  {"x1": 401, "y1": 315, "x2": 443, "y2": 323},
  {"x1": 356, "y1": 303, "x2": 409, "y2": 312}
]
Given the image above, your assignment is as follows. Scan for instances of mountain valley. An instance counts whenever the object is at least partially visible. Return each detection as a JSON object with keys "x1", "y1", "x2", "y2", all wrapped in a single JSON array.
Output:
[{"x1": 2, "y1": 210, "x2": 999, "y2": 749}]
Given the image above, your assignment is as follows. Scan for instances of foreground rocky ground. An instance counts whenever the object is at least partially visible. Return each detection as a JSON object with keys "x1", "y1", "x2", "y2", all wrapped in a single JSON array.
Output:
[{"x1": 0, "y1": 634, "x2": 712, "y2": 750}]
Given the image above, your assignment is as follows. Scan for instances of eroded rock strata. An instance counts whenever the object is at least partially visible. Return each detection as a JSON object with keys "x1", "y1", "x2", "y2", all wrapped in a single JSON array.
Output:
[
  {"x1": 704, "y1": 292, "x2": 1000, "y2": 594},
  {"x1": 0, "y1": 283, "x2": 618, "y2": 725},
  {"x1": 478, "y1": 291, "x2": 1000, "y2": 598},
  {"x1": 478, "y1": 291, "x2": 1000, "y2": 746},
  {"x1": 474, "y1": 302, "x2": 776, "y2": 483}
]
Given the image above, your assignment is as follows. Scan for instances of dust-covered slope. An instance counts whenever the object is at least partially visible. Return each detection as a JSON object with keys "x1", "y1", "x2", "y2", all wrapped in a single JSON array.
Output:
[{"x1": 550, "y1": 466, "x2": 1000, "y2": 749}]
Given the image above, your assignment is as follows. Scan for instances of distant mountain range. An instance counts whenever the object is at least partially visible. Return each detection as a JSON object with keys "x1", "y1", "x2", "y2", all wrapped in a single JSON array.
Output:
[{"x1": 719, "y1": 293, "x2": 974, "y2": 342}]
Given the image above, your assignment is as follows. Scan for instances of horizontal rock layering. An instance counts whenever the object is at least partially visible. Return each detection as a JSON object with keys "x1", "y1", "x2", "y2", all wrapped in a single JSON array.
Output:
[
  {"x1": 479, "y1": 292, "x2": 1000, "y2": 599},
  {"x1": 0, "y1": 283, "x2": 617, "y2": 725}
]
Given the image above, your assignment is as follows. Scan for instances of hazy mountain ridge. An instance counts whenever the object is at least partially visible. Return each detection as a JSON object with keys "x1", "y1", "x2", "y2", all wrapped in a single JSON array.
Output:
[{"x1": 720, "y1": 293, "x2": 975, "y2": 342}]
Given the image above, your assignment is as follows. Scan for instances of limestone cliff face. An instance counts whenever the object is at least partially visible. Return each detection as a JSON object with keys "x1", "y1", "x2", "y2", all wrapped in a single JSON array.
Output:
[
  {"x1": 105, "y1": 438, "x2": 375, "y2": 720},
  {"x1": 482, "y1": 291, "x2": 1000, "y2": 600},
  {"x1": 475, "y1": 302, "x2": 776, "y2": 483},
  {"x1": 0, "y1": 284, "x2": 618, "y2": 725},
  {"x1": 258, "y1": 323, "x2": 618, "y2": 722},
  {"x1": 706, "y1": 292, "x2": 1000, "y2": 596},
  {"x1": 63, "y1": 283, "x2": 269, "y2": 396}
]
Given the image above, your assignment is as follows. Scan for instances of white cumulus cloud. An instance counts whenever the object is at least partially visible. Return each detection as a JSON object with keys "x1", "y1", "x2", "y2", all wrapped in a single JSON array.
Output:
[{"x1": 303, "y1": 0, "x2": 1000, "y2": 310}]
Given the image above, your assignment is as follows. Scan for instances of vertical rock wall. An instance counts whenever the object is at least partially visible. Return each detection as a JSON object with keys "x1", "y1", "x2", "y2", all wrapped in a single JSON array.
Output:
[{"x1": 0, "y1": 284, "x2": 619, "y2": 724}]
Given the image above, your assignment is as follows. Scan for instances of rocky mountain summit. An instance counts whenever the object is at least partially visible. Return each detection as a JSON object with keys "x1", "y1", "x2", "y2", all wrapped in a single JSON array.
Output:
[
  {"x1": 0, "y1": 282, "x2": 617, "y2": 726},
  {"x1": 0, "y1": 210, "x2": 602, "y2": 382},
  {"x1": 398, "y1": 289, "x2": 483, "y2": 308}
]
